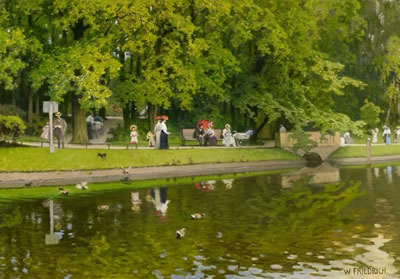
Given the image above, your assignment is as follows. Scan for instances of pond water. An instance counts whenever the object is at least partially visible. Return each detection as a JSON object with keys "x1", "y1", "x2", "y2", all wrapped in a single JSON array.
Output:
[{"x1": 0, "y1": 163, "x2": 400, "y2": 278}]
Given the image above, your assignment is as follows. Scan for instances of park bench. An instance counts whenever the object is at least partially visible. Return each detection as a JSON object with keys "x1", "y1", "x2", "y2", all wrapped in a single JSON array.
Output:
[{"x1": 181, "y1": 128, "x2": 222, "y2": 146}]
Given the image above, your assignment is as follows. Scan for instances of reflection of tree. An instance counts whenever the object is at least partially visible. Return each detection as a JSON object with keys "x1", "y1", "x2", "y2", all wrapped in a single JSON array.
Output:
[
  {"x1": 247, "y1": 181, "x2": 366, "y2": 252},
  {"x1": 0, "y1": 204, "x2": 22, "y2": 229}
]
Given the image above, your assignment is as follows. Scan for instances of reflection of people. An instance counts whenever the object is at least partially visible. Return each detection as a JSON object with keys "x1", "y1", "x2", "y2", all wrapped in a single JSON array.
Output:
[
  {"x1": 372, "y1": 128, "x2": 379, "y2": 143},
  {"x1": 40, "y1": 122, "x2": 50, "y2": 141},
  {"x1": 195, "y1": 180, "x2": 216, "y2": 191},
  {"x1": 154, "y1": 116, "x2": 162, "y2": 149},
  {"x1": 222, "y1": 179, "x2": 234, "y2": 189},
  {"x1": 159, "y1": 115, "x2": 170, "y2": 149},
  {"x1": 130, "y1": 125, "x2": 139, "y2": 145},
  {"x1": 387, "y1": 166, "x2": 393, "y2": 184},
  {"x1": 223, "y1": 124, "x2": 236, "y2": 147},
  {"x1": 131, "y1": 191, "x2": 142, "y2": 212},
  {"x1": 374, "y1": 168, "x2": 380, "y2": 178},
  {"x1": 151, "y1": 188, "x2": 170, "y2": 219},
  {"x1": 54, "y1": 112, "x2": 67, "y2": 148}
]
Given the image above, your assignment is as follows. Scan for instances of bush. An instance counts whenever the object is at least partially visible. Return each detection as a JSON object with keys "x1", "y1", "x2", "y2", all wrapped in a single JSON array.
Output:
[
  {"x1": 0, "y1": 104, "x2": 27, "y2": 118},
  {"x1": 360, "y1": 100, "x2": 381, "y2": 130},
  {"x1": 0, "y1": 116, "x2": 26, "y2": 140}
]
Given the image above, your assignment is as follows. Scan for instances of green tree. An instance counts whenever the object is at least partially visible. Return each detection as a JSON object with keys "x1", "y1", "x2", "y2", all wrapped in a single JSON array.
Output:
[{"x1": 360, "y1": 99, "x2": 382, "y2": 129}]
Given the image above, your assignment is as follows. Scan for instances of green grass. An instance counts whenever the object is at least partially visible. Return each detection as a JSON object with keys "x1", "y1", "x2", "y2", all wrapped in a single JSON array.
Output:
[
  {"x1": 0, "y1": 169, "x2": 296, "y2": 203},
  {"x1": 0, "y1": 147, "x2": 299, "y2": 171},
  {"x1": 330, "y1": 144, "x2": 400, "y2": 158}
]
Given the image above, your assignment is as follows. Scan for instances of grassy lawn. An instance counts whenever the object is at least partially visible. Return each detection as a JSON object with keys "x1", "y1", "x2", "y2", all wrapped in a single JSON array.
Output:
[
  {"x1": 330, "y1": 144, "x2": 400, "y2": 158},
  {"x1": 0, "y1": 147, "x2": 300, "y2": 172}
]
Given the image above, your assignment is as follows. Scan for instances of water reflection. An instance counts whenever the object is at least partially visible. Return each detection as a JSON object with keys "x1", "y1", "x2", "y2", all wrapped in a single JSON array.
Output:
[{"x1": 0, "y1": 165, "x2": 400, "y2": 278}]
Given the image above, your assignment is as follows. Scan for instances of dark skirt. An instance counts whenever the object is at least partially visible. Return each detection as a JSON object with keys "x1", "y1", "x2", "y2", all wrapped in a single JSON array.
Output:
[{"x1": 160, "y1": 131, "x2": 169, "y2": 149}]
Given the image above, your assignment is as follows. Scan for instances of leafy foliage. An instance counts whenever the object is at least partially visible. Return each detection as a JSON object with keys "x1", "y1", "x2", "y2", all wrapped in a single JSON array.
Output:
[
  {"x1": 0, "y1": 115, "x2": 26, "y2": 140},
  {"x1": 289, "y1": 129, "x2": 318, "y2": 154},
  {"x1": 360, "y1": 100, "x2": 382, "y2": 129}
]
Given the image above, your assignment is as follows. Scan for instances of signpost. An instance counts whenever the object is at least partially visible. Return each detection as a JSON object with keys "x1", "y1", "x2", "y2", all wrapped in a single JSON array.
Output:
[{"x1": 42, "y1": 101, "x2": 58, "y2": 153}]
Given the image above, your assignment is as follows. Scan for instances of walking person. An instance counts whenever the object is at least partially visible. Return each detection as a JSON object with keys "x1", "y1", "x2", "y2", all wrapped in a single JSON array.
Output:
[
  {"x1": 154, "y1": 116, "x2": 162, "y2": 149},
  {"x1": 54, "y1": 112, "x2": 67, "y2": 148},
  {"x1": 372, "y1": 127, "x2": 379, "y2": 143},
  {"x1": 40, "y1": 122, "x2": 50, "y2": 142},
  {"x1": 159, "y1": 115, "x2": 170, "y2": 149},
  {"x1": 86, "y1": 112, "x2": 94, "y2": 140},
  {"x1": 383, "y1": 126, "x2": 391, "y2": 145}
]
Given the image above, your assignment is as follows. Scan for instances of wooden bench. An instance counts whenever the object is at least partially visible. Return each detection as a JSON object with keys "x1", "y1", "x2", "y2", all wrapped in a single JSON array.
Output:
[{"x1": 181, "y1": 129, "x2": 222, "y2": 146}]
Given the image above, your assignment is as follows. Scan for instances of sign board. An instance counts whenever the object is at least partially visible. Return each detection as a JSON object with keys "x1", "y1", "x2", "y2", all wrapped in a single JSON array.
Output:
[
  {"x1": 45, "y1": 233, "x2": 60, "y2": 245},
  {"x1": 43, "y1": 101, "x2": 58, "y2": 113}
]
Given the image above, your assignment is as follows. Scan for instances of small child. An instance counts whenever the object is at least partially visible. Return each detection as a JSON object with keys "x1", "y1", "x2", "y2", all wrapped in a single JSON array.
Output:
[
  {"x1": 130, "y1": 125, "x2": 138, "y2": 145},
  {"x1": 40, "y1": 122, "x2": 50, "y2": 141},
  {"x1": 146, "y1": 131, "x2": 156, "y2": 147}
]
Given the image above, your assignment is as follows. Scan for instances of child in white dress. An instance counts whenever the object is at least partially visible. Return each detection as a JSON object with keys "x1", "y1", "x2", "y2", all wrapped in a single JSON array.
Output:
[{"x1": 130, "y1": 125, "x2": 139, "y2": 145}]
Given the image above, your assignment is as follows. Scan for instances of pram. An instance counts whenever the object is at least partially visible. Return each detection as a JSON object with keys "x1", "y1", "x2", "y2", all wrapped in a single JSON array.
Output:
[{"x1": 233, "y1": 130, "x2": 253, "y2": 146}]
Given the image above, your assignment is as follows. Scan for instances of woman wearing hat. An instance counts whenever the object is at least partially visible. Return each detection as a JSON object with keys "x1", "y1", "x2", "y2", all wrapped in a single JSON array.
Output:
[
  {"x1": 154, "y1": 116, "x2": 162, "y2": 149},
  {"x1": 130, "y1": 124, "x2": 139, "y2": 145},
  {"x1": 54, "y1": 112, "x2": 67, "y2": 148},
  {"x1": 223, "y1": 124, "x2": 236, "y2": 147},
  {"x1": 159, "y1": 115, "x2": 170, "y2": 149}
]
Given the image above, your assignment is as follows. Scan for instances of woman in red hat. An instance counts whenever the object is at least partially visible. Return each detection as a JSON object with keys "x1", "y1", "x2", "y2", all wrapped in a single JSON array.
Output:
[
  {"x1": 159, "y1": 115, "x2": 170, "y2": 149},
  {"x1": 154, "y1": 116, "x2": 162, "y2": 149}
]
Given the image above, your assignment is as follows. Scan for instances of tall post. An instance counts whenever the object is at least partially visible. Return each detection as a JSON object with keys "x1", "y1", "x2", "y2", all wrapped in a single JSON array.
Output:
[
  {"x1": 49, "y1": 105, "x2": 54, "y2": 153},
  {"x1": 366, "y1": 138, "x2": 371, "y2": 165}
]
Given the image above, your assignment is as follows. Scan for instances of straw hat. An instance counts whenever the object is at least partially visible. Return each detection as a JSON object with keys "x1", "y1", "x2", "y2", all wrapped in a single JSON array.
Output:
[
  {"x1": 130, "y1": 124, "x2": 137, "y2": 130},
  {"x1": 55, "y1": 112, "x2": 62, "y2": 117},
  {"x1": 225, "y1": 124, "x2": 231, "y2": 129},
  {"x1": 161, "y1": 115, "x2": 169, "y2": 120}
]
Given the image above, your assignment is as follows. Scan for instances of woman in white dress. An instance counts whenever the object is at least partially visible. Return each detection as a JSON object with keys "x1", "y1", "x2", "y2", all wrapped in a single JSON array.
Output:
[
  {"x1": 222, "y1": 124, "x2": 236, "y2": 147},
  {"x1": 372, "y1": 128, "x2": 379, "y2": 143},
  {"x1": 154, "y1": 116, "x2": 162, "y2": 149},
  {"x1": 159, "y1": 115, "x2": 170, "y2": 149}
]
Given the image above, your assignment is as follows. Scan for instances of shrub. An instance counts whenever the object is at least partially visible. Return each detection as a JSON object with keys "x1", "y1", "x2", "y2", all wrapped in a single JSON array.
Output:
[
  {"x1": 0, "y1": 116, "x2": 26, "y2": 140},
  {"x1": 0, "y1": 104, "x2": 26, "y2": 118},
  {"x1": 360, "y1": 100, "x2": 382, "y2": 130}
]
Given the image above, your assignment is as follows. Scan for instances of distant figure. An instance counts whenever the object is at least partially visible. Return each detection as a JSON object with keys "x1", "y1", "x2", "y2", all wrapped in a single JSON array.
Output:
[
  {"x1": 54, "y1": 112, "x2": 67, "y2": 148},
  {"x1": 159, "y1": 115, "x2": 170, "y2": 149},
  {"x1": 86, "y1": 112, "x2": 94, "y2": 140},
  {"x1": 279, "y1": 124, "x2": 287, "y2": 133},
  {"x1": 222, "y1": 124, "x2": 236, "y2": 147},
  {"x1": 372, "y1": 128, "x2": 379, "y2": 143},
  {"x1": 146, "y1": 131, "x2": 156, "y2": 147},
  {"x1": 204, "y1": 122, "x2": 217, "y2": 146},
  {"x1": 93, "y1": 115, "x2": 104, "y2": 137},
  {"x1": 395, "y1": 127, "x2": 400, "y2": 143},
  {"x1": 383, "y1": 126, "x2": 391, "y2": 145},
  {"x1": 130, "y1": 125, "x2": 139, "y2": 145},
  {"x1": 154, "y1": 116, "x2": 162, "y2": 149},
  {"x1": 40, "y1": 122, "x2": 50, "y2": 141},
  {"x1": 195, "y1": 123, "x2": 205, "y2": 146},
  {"x1": 343, "y1": 131, "x2": 352, "y2": 144}
]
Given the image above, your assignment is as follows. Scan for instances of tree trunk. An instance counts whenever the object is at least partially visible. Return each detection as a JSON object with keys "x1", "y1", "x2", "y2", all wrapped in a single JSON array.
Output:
[
  {"x1": 148, "y1": 104, "x2": 158, "y2": 131},
  {"x1": 35, "y1": 93, "x2": 40, "y2": 114},
  {"x1": 28, "y1": 86, "x2": 33, "y2": 127},
  {"x1": 386, "y1": 107, "x2": 391, "y2": 124},
  {"x1": 123, "y1": 103, "x2": 130, "y2": 129},
  {"x1": 72, "y1": 93, "x2": 89, "y2": 143}
]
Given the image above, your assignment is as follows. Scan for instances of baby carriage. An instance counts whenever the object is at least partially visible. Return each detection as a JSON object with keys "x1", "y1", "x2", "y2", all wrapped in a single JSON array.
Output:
[{"x1": 233, "y1": 130, "x2": 254, "y2": 146}]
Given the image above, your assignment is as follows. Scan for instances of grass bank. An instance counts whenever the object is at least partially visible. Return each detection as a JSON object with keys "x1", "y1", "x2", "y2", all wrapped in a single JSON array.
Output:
[
  {"x1": 0, "y1": 147, "x2": 299, "y2": 172},
  {"x1": 330, "y1": 144, "x2": 400, "y2": 158},
  {"x1": 0, "y1": 169, "x2": 295, "y2": 203}
]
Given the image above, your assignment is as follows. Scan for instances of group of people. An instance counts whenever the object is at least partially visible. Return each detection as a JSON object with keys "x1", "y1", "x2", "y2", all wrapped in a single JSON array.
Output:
[
  {"x1": 371, "y1": 126, "x2": 400, "y2": 144},
  {"x1": 130, "y1": 115, "x2": 170, "y2": 149},
  {"x1": 195, "y1": 122, "x2": 236, "y2": 147},
  {"x1": 40, "y1": 112, "x2": 67, "y2": 148},
  {"x1": 86, "y1": 113, "x2": 104, "y2": 140}
]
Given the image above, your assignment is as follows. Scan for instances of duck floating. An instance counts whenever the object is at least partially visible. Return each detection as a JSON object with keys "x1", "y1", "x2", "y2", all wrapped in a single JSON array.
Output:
[
  {"x1": 76, "y1": 181, "x2": 88, "y2": 190},
  {"x1": 191, "y1": 213, "x2": 206, "y2": 220},
  {"x1": 176, "y1": 228, "x2": 186, "y2": 239}
]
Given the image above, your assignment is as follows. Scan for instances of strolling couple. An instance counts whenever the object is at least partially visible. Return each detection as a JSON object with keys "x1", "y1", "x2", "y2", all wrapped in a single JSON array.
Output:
[{"x1": 154, "y1": 115, "x2": 170, "y2": 149}]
